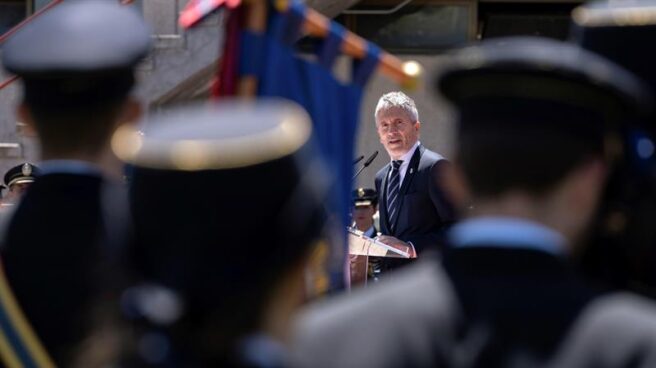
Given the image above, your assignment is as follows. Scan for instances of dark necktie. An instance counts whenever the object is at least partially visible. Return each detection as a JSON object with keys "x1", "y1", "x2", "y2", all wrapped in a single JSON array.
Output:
[{"x1": 386, "y1": 160, "x2": 403, "y2": 232}]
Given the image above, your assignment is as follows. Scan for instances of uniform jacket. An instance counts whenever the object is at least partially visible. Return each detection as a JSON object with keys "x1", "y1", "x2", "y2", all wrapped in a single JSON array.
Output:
[
  {"x1": 441, "y1": 246, "x2": 602, "y2": 367},
  {"x1": 292, "y1": 248, "x2": 656, "y2": 368},
  {"x1": 1, "y1": 172, "x2": 129, "y2": 364}
]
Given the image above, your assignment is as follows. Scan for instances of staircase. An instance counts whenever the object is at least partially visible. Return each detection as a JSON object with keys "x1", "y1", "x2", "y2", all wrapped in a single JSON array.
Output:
[{"x1": 0, "y1": 0, "x2": 359, "y2": 174}]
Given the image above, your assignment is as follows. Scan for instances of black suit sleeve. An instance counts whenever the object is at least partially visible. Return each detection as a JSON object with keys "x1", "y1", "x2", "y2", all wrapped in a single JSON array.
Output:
[
  {"x1": 429, "y1": 160, "x2": 456, "y2": 225},
  {"x1": 405, "y1": 160, "x2": 456, "y2": 252},
  {"x1": 375, "y1": 171, "x2": 382, "y2": 195}
]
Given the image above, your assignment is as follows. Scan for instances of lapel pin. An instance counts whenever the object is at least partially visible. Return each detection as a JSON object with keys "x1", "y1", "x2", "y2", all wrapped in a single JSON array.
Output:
[{"x1": 410, "y1": 168, "x2": 414, "y2": 174}]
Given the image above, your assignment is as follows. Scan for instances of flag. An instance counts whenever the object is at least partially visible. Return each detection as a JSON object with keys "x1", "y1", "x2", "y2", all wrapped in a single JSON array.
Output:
[
  {"x1": 230, "y1": 1, "x2": 381, "y2": 289},
  {"x1": 179, "y1": 0, "x2": 241, "y2": 29}
]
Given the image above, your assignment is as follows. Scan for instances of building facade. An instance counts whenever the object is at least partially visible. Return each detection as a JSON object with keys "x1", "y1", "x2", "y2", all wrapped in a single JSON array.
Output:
[{"x1": 0, "y1": 0, "x2": 581, "y2": 187}]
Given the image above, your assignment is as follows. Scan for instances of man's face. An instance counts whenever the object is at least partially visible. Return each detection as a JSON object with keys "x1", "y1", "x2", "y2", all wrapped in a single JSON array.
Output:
[
  {"x1": 9, "y1": 182, "x2": 31, "y2": 198},
  {"x1": 376, "y1": 107, "x2": 420, "y2": 160},
  {"x1": 352, "y1": 204, "x2": 376, "y2": 231}
]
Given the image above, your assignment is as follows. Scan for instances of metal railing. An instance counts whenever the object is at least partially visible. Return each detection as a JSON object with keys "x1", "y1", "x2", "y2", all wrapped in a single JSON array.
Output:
[
  {"x1": 0, "y1": 0, "x2": 63, "y2": 45},
  {"x1": 0, "y1": 0, "x2": 136, "y2": 90}
]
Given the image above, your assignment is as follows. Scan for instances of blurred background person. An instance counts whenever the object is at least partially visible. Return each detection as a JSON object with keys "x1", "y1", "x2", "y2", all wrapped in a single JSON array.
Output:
[
  {"x1": 1, "y1": 162, "x2": 38, "y2": 206},
  {"x1": 113, "y1": 100, "x2": 335, "y2": 367},
  {"x1": 351, "y1": 187, "x2": 378, "y2": 237},
  {"x1": 291, "y1": 37, "x2": 656, "y2": 368},
  {"x1": 0, "y1": 0, "x2": 150, "y2": 364},
  {"x1": 349, "y1": 188, "x2": 381, "y2": 284}
]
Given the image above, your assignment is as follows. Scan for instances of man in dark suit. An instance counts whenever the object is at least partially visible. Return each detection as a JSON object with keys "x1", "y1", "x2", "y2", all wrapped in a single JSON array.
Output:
[
  {"x1": 292, "y1": 37, "x2": 656, "y2": 368},
  {"x1": 373, "y1": 91, "x2": 454, "y2": 256},
  {"x1": 0, "y1": 1, "x2": 150, "y2": 364}
]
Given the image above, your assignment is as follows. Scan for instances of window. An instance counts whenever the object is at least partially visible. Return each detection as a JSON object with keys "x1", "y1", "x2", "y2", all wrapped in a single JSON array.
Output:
[
  {"x1": 479, "y1": 3, "x2": 580, "y2": 41},
  {"x1": 343, "y1": 0, "x2": 477, "y2": 53}
]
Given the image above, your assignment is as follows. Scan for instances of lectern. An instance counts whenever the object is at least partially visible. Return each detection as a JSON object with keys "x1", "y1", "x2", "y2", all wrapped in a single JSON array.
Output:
[{"x1": 348, "y1": 228, "x2": 416, "y2": 286}]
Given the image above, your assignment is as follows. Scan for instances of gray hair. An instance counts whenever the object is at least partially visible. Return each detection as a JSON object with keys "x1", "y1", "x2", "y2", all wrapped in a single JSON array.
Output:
[{"x1": 374, "y1": 91, "x2": 419, "y2": 123}]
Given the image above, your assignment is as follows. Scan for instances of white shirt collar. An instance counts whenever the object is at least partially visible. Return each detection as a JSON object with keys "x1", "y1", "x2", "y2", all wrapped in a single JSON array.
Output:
[
  {"x1": 38, "y1": 160, "x2": 103, "y2": 177},
  {"x1": 389, "y1": 141, "x2": 420, "y2": 185},
  {"x1": 391, "y1": 140, "x2": 420, "y2": 164}
]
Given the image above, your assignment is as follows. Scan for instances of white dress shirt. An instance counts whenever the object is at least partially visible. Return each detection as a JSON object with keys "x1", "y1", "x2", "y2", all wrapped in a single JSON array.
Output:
[
  {"x1": 388, "y1": 140, "x2": 420, "y2": 189},
  {"x1": 363, "y1": 225, "x2": 376, "y2": 238}
]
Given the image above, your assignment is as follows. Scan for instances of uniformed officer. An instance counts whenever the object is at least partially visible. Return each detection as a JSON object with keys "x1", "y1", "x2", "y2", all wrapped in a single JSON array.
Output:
[
  {"x1": 349, "y1": 188, "x2": 382, "y2": 283},
  {"x1": 291, "y1": 37, "x2": 656, "y2": 368},
  {"x1": 351, "y1": 188, "x2": 379, "y2": 237},
  {"x1": 1, "y1": 162, "x2": 39, "y2": 205},
  {"x1": 0, "y1": 0, "x2": 150, "y2": 364},
  {"x1": 570, "y1": 0, "x2": 656, "y2": 98},
  {"x1": 569, "y1": 0, "x2": 656, "y2": 297},
  {"x1": 113, "y1": 99, "x2": 334, "y2": 367}
]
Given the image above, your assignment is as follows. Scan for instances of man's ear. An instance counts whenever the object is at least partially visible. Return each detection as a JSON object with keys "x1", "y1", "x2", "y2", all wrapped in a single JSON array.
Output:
[
  {"x1": 117, "y1": 97, "x2": 142, "y2": 127},
  {"x1": 440, "y1": 160, "x2": 471, "y2": 211},
  {"x1": 568, "y1": 158, "x2": 607, "y2": 209},
  {"x1": 16, "y1": 103, "x2": 38, "y2": 137}
]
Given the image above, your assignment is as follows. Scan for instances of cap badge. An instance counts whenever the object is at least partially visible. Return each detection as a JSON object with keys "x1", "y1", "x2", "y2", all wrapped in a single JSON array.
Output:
[
  {"x1": 21, "y1": 163, "x2": 32, "y2": 176},
  {"x1": 358, "y1": 188, "x2": 365, "y2": 198}
]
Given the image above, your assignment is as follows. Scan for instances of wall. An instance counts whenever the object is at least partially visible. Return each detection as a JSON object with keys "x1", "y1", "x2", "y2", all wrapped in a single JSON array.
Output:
[
  {"x1": 2, "y1": 0, "x2": 458, "y2": 191},
  {"x1": 0, "y1": 0, "x2": 220, "y2": 177}
]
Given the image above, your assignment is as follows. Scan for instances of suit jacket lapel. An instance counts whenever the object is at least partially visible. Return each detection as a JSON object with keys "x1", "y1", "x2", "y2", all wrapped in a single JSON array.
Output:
[{"x1": 391, "y1": 145, "x2": 422, "y2": 233}]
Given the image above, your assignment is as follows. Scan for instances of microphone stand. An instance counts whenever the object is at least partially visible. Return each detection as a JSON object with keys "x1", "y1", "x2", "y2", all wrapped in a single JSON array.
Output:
[{"x1": 353, "y1": 151, "x2": 378, "y2": 180}]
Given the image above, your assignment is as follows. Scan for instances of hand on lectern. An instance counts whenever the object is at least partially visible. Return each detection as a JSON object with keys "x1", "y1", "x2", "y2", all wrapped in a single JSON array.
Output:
[
  {"x1": 375, "y1": 235, "x2": 417, "y2": 258},
  {"x1": 375, "y1": 235, "x2": 405, "y2": 247}
]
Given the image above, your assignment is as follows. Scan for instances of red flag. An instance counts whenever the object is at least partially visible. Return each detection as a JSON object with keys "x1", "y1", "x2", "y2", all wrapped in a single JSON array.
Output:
[
  {"x1": 179, "y1": 0, "x2": 241, "y2": 29},
  {"x1": 213, "y1": 7, "x2": 244, "y2": 98}
]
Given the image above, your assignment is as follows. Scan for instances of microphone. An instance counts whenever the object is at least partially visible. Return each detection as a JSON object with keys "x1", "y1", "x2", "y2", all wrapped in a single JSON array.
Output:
[
  {"x1": 353, "y1": 155, "x2": 365, "y2": 165},
  {"x1": 352, "y1": 151, "x2": 378, "y2": 180},
  {"x1": 363, "y1": 151, "x2": 378, "y2": 167}
]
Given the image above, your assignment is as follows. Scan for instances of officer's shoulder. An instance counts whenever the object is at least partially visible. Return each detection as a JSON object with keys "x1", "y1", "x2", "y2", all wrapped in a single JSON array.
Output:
[
  {"x1": 299, "y1": 259, "x2": 456, "y2": 324},
  {"x1": 420, "y1": 148, "x2": 447, "y2": 171},
  {"x1": 550, "y1": 292, "x2": 656, "y2": 367},
  {"x1": 576, "y1": 292, "x2": 656, "y2": 338},
  {"x1": 292, "y1": 259, "x2": 460, "y2": 367}
]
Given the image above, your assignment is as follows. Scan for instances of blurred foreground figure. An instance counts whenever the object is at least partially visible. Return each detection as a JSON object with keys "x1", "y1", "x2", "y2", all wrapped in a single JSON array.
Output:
[
  {"x1": 1, "y1": 163, "x2": 39, "y2": 206},
  {"x1": 570, "y1": 0, "x2": 656, "y2": 297},
  {"x1": 0, "y1": 0, "x2": 150, "y2": 364},
  {"x1": 292, "y1": 37, "x2": 656, "y2": 368},
  {"x1": 115, "y1": 100, "x2": 334, "y2": 367}
]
